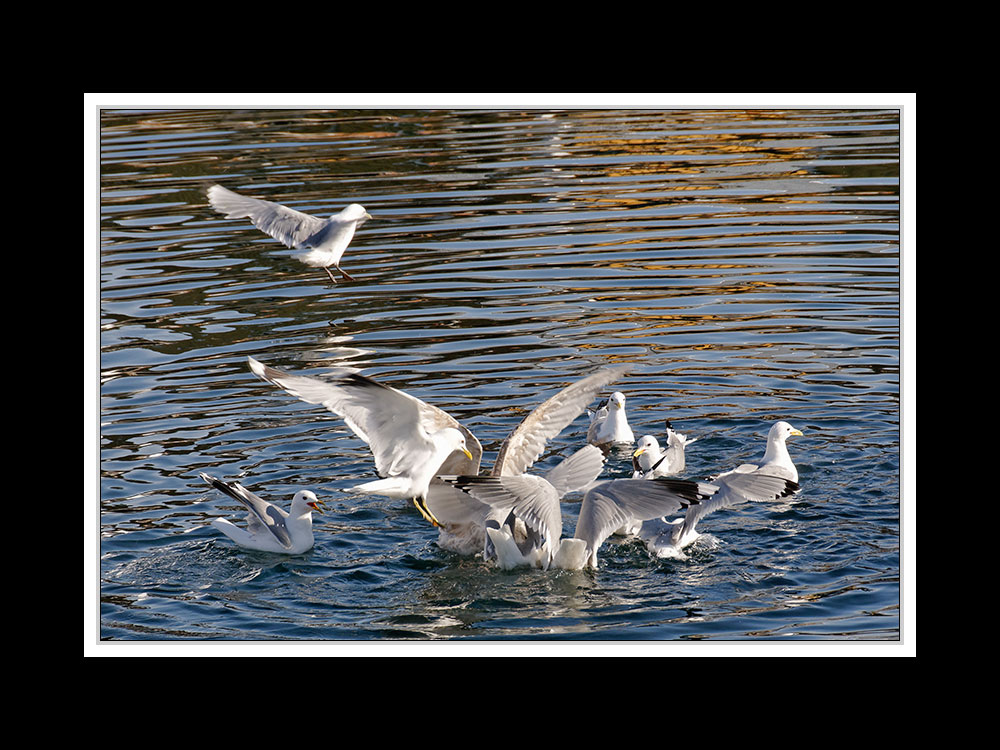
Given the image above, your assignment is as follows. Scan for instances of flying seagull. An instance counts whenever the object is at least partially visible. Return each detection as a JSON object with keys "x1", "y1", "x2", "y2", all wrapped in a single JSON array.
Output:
[{"x1": 207, "y1": 184, "x2": 372, "y2": 283}]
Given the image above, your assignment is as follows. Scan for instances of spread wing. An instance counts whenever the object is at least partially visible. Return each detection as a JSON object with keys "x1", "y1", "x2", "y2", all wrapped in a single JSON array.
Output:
[
  {"x1": 445, "y1": 474, "x2": 563, "y2": 553},
  {"x1": 492, "y1": 365, "x2": 631, "y2": 477},
  {"x1": 574, "y1": 478, "x2": 703, "y2": 559},
  {"x1": 208, "y1": 184, "x2": 325, "y2": 249},
  {"x1": 247, "y1": 356, "x2": 482, "y2": 477},
  {"x1": 543, "y1": 444, "x2": 606, "y2": 498},
  {"x1": 677, "y1": 471, "x2": 800, "y2": 538}
]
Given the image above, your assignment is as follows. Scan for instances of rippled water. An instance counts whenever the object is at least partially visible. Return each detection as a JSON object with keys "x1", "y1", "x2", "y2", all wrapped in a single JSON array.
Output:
[{"x1": 92, "y1": 107, "x2": 905, "y2": 649}]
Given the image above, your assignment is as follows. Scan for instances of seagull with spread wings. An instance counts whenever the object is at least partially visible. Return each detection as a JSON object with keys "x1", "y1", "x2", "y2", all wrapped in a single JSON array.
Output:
[
  {"x1": 207, "y1": 184, "x2": 372, "y2": 283},
  {"x1": 247, "y1": 356, "x2": 478, "y2": 529}
]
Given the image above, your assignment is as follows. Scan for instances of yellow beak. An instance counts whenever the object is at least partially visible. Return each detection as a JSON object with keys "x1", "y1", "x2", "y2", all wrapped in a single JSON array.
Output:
[
  {"x1": 461, "y1": 447, "x2": 473, "y2": 460},
  {"x1": 632, "y1": 447, "x2": 646, "y2": 457},
  {"x1": 790, "y1": 429, "x2": 803, "y2": 437}
]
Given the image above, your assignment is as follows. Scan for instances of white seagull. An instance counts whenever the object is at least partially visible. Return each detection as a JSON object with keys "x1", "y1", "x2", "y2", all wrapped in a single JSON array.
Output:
[
  {"x1": 247, "y1": 356, "x2": 479, "y2": 528},
  {"x1": 207, "y1": 184, "x2": 372, "y2": 283},
  {"x1": 587, "y1": 391, "x2": 635, "y2": 446},
  {"x1": 423, "y1": 366, "x2": 630, "y2": 556},
  {"x1": 638, "y1": 420, "x2": 803, "y2": 558},
  {"x1": 632, "y1": 420, "x2": 698, "y2": 478},
  {"x1": 201, "y1": 472, "x2": 325, "y2": 554},
  {"x1": 716, "y1": 420, "x2": 803, "y2": 482}
]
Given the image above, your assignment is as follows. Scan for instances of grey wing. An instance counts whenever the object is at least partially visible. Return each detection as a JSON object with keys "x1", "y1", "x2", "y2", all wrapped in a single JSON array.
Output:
[
  {"x1": 208, "y1": 184, "x2": 326, "y2": 249},
  {"x1": 574, "y1": 478, "x2": 702, "y2": 556},
  {"x1": 678, "y1": 471, "x2": 800, "y2": 537},
  {"x1": 247, "y1": 357, "x2": 480, "y2": 477},
  {"x1": 446, "y1": 475, "x2": 562, "y2": 550},
  {"x1": 247, "y1": 357, "x2": 425, "y2": 477},
  {"x1": 543, "y1": 444, "x2": 606, "y2": 498},
  {"x1": 424, "y1": 478, "x2": 494, "y2": 527},
  {"x1": 492, "y1": 365, "x2": 631, "y2": 477},
  {"x1": 200, "y1": 473, "x2": 292, "y2": 548},
  {"x1": 586, "y1": 404, "x2": 609, "y2": 445},
  {"x1": 712, "y1": 463, "x2": 759, "y2": 479}
]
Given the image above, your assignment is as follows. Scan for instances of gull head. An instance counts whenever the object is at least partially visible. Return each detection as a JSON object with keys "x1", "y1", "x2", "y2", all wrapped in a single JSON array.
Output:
[
  {"x1": 292, "y1": 490, "x2": 326, "y2": 514},
  {"x1": 609, "y1": 392, "x2": 626, "y2": 410},
  {"x1": 633, "y1": 435, "x2": 660, "y2": 458},
  {"x1": 338, "y1": 203, "x2": 372, "y2": 224},
  {"x1": 770, "y1": 421, "x2": 803, "y2": 444},
  {"x1": 440, "y1": 427, "x2": 474, "y2": 461}
]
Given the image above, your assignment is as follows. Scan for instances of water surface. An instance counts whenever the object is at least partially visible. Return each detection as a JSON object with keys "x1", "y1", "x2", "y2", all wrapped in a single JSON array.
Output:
[{"x1": 93, "y1": 107, "x2": 903, "y2": 649}]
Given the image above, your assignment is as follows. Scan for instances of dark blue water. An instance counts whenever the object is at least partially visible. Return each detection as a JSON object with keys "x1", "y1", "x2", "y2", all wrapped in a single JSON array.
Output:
[{"x1": 92, "y1": 107, "x2": 905, "y2": 650}]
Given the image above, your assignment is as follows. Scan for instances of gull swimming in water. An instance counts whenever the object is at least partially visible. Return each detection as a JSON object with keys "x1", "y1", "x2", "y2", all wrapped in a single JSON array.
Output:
[
  {"x1": 200, "y1": 472, "x2": 325, "y2": 554},
  {"x1": 587, "y1": 391, "x2": 634, "y2": 446},
  {"x1": 247, "y1": 356, "x2": 478, "y2": 529},
  {"x1": 421, "y1": 365, "x2": 630, "y2": 555},
  {"x1": 637, "y1": 420, "x2": 803, "y2": 558},
  {"x1": 632, "y1": 420, "x2": 698, "y2": 478},
  {"x1": 207, "y1": 184, "x2": 372, "y2": 283},
  {"x1": 714, "y1": 420, "x2": 803, "y2": 482}
]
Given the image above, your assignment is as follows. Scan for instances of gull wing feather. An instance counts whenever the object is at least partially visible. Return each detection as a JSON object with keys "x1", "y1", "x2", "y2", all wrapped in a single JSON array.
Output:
[
  {"x1": 423, "y1": 478, "x2": 494, "y2": 527},
  {"x1": 445, "y1": 475, "x2": 563, "y2": 552},
  {"x1": 207, "y1": 184, "x2": 326, "y2": 249},
  {"x1": 200, "y1": 472, "x2": 292, "y2": 548},
  {"x1": 543, "y1": 444, "x2": 606, "y2": 498},
  {"x1": 492, "y1": 365, "x2": 631, "y2": 477},
  {"x1": 677, "y1": 472, "x2": 799, "y2": 538},
  {"x1": 574, "y1": 478, "x2": 702, "y2": 560},
  {"x1": 247, "y1": 357, "x2": 481, "y2": 477}
]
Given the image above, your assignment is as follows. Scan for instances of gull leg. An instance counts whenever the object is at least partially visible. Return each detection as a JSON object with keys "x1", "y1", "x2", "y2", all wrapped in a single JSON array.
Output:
[
  {"x1": 412, "y1": 497, "x2": 444, "y2": 528},
  {"x1": 336, "y1": 265, "x2": 357, "y2": 282},
  {"x1": 323, "y1": 267, "x2": 338, "y2": 284}
]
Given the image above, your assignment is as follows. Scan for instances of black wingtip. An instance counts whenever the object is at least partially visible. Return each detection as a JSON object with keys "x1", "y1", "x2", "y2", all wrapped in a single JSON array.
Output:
[
  {"x1": 337, "y1": 371, "x2": 393, "y2": 392},
  {"x1": 649, "y1": 477, "x2": 704, "y2": 505},
  {"x1": 442, "y1": 475, "x2": 501, "y2": 492},
  {"x1": 781, "y1": 479, "x2": 801, "y2": 498},
  {"x1": 200, "y1": 472, "x2": 243, "y2": 502}
]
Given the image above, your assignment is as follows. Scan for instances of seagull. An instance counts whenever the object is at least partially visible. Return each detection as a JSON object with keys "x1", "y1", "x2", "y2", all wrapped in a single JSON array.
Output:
[
  {"x1": 715, "y1": 420, "x2": 803, "y2": 482},
  {"x1": 449, "y1": 472, "x2": 708, "y2": 570},
  {"x1": 423, "y1": 366, "x2": 630, "y2": 556},
  {"x1": 247, "y1": 356, "x2": 479, "y2": 529},
  {"x1": 587, "y1": 391, "x2": 634, "y2": 446},
  {"x1": 206, "y1": 184, "x2": 372, "y2": 283},
  {"x1": 632, "y1": 421, "x2": 698, "y2": 478},
  {"x1": 200, "y1": 472, "x2": 325, "y2": 554},
  {"x1": 637, "y1": 420, "x2": 803, "y2": 558}
]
